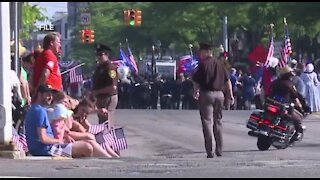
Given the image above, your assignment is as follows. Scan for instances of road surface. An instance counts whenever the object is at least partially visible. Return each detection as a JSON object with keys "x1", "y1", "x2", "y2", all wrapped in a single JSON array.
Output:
[{"x1": 1, "y1": 110, "x2": 320, "y2": 178}]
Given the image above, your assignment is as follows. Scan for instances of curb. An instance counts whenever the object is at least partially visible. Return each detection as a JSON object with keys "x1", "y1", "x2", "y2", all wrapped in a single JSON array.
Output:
[{"x1": 24, "y1": 156, "x2": 73, "y2": 160}]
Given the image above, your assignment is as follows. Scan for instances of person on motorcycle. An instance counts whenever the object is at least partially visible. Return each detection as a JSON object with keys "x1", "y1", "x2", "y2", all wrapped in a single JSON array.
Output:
[{"x1": 268, "y1": 66, "x2": 308, "y2": 140}]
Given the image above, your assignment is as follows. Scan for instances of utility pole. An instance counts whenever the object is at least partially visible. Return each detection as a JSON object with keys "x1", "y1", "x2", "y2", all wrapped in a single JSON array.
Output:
[
  {"x1": 14, "y1": 2, "x2": 20, "y2": 76},
  {"x1": 0, "y1": 2, "x2": 13, "y2": 146}
]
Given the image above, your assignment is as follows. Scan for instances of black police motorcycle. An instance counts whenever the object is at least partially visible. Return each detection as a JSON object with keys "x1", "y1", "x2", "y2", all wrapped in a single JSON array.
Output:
[{"x1": 246, "y1": 97, "x2": 309, "y2": 151}]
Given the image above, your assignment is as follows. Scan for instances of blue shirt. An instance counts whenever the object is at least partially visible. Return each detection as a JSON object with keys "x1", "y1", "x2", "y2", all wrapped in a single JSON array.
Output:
[
  {"x1": 25, "y1": 104, "x2": 54, "y2": 156},
  {"x1": 230, "y1": 74, "x2": 238, "y2": 92}
]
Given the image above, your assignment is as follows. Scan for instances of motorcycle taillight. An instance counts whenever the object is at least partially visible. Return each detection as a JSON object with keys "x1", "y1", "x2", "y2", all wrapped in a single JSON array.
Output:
[
  {"x1": 263, "y1": 119, "x2": 272, "y2": 125},
  {"x1": 275, "y1": 125, "x2": 287, "y2": 131},
  {"x1": 267, "y1": 104, "x2": 279, "y2": 114},
  {"x1": 250, "y1": 115, "x2": 260, "y2": 121}
]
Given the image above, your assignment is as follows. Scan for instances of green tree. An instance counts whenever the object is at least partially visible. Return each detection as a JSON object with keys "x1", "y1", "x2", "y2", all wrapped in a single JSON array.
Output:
[
  {"x1": 21, "y1": 2, "x2": 47, "y2": 40},
  {"x1": 69, "y1": 2, "x2": 320, "y2": 70}
]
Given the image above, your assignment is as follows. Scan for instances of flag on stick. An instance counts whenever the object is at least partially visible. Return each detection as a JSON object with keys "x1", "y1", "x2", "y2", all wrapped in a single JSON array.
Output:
[
  {"x1": 264, "y1": 34, "x2": 274, "y2": 67},
  {"x1": 278, "y1": 19, "x2": 292, "y2": 69},
  {"x1": 69, "y1": 62, "x2": 83, "y2": 83}
]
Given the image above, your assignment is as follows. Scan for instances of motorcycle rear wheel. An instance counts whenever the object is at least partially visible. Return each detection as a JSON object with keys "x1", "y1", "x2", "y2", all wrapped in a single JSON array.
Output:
[{"x1": 257, "y1": 135, "x2": 271, "y2": 151}]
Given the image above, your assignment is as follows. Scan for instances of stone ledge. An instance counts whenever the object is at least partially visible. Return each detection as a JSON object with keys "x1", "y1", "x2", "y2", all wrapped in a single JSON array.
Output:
[{"x1": 0, "y1": 150, "x2": 26, "y2": 159}]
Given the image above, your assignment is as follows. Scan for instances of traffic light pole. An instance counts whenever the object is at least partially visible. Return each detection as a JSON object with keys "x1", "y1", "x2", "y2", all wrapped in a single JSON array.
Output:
[{"x1": 0, "y1": 2, "x2": 13, "y2": 146}]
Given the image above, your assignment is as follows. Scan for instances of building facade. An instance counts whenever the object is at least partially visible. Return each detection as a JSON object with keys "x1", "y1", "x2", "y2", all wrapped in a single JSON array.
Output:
[{"x1": 67, "y1": 2, "x2": 90, "y2": 58}]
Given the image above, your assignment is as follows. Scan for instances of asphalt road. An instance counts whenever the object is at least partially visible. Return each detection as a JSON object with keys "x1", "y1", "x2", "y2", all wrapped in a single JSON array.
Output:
[{"x1": 1, "y1": 110, "x2": 320, "y2": 178}]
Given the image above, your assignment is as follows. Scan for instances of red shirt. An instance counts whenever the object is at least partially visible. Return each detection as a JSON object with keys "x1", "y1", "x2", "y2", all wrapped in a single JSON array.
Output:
[{"x1": 33, "y1": 49, "x2": 62, "y2": 91}]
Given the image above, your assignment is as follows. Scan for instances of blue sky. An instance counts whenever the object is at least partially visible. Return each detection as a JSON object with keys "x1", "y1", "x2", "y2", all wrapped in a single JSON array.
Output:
[{"x1": 30, "y1": 2, "x2": 68, "y2": 25}]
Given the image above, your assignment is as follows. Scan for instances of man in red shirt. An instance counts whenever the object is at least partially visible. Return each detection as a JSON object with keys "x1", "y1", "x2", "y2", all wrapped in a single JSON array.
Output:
[{"x1": 33, "y1": 32, "x2": 63, "y2": 92}]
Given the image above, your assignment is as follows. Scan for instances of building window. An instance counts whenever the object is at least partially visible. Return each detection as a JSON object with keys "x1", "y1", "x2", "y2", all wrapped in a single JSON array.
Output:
[{"x1": 65, "y1": 23, "x2": 68, "y2": 39}]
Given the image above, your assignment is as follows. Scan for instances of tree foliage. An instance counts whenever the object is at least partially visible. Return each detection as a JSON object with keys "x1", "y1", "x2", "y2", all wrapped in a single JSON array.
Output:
[
  {"x1": 70, "y1": 2, "x2": 320, "y2": 70},
  {"x1": 21, "y1": 2, "x2": 47, "y2": 40}
]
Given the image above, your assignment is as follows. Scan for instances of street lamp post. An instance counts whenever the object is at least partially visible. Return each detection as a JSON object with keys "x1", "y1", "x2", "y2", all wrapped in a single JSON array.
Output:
[
  {"x1": 223, "y1": 16, "x2": 228, "y2": 53},
  {"x1": 155, "y1": 40, "x2": 161, "y2": 60},
  {"x1": 151, "y1": 45, "x2": 155, "y2": 78}
]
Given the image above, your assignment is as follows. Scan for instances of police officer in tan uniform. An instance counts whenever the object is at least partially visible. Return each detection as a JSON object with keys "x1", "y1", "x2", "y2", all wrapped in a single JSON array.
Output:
[
  {"x1": 192, "y1": 42, "x2": 234, "y2": 158},
  {"x1": 91, "y1": 43, "x2": 119, "y2": 129}
]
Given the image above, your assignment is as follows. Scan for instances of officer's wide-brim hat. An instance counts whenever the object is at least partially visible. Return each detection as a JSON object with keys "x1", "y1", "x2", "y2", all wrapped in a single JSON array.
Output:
[
  {"x1": 280, "y1": 66, "x2": 295, "y2": 76},
  {"x1": 199, "y1": 42, "x2": 214, "y2": 50},
  {"x1": 95, "y1": 43, "x2": 112, "y2": 53}
]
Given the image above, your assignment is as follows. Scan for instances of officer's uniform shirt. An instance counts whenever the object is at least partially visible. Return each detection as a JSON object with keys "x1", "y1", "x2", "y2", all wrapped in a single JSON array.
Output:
[
  {"x1": 192, "y1": 57, "x2": 230, "y2": 92},
  {"x1": 92, "y1": 61, "x2": 118, "y2": 97}
]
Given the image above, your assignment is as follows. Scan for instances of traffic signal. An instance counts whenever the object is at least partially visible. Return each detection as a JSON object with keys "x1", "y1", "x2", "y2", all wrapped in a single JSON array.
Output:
[
  {"x1": 124, "y1": 9, "x2": 142, "y2": 26},
  {"x1": 135, "y1": 10, "x2": 142, "y2": 26},
  {"x1": 89, "y1": 30, "x2": 95, "y2": 43},
  {"x1": 84, "y1": 29, "x2": 90, "y2": 43},
  {"x1": 128, "y1": 10, "x2": 135, "y2": 26},
  {"x1": 80, "y1": 29, "x2": 86, "y2": 43},
  {"x1": 80, "y1": 29, "x2": 95, "y2": 44}
]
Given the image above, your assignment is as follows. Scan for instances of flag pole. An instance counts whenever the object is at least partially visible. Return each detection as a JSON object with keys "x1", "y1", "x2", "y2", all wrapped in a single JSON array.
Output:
[
  {"x1": 188, "y1": 44, "x2": 193, "y2": 58},
  {"x1": 61, "y1": 63, "x2": 85, "y2": 75},
  {"x1": 270, "y1": 23, "x2": 274, "y2": 39},
  {"x1": 125, "y1": 38, "x2": 129, "y2": 48}
]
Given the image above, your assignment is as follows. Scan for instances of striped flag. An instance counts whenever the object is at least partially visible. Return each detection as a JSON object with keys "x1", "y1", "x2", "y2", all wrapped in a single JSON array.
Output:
[
  {"x1": 88, "y1": 123, "x2": 116, "y2": 153},
  {"x1": 69, "y1": 64, "x2": 83, "y2": 83},
  {"x1": 88, "y1": 123, "x2": 127, "y2": 152},
  {"x1": 102, "y1": 131, "x2": 115, "y2": 147},
  {"x1": 11, "y1": 127, "x2": 28, "y2": 152},
  {"x1": 19, "y1": 134, "x2": 28, "y2": 152},
  {"x1": 264, "y1": 36, "x2": 274, "y2": 67},
  {"x1": 128, "y1": 46, "x2": 138, "y2": 74},
  {"x1": 111, "y1": 59, "x2": 126, "y2": 68},
  {"x1": 278, "y1": 26, "x2": 292, "y2": 68},
  {"x1": 110, "y1": 128, "x2": 128, "y2": 152},
  {"x1": 88, "y1": 124, "x2": 106, "y2": 134},
  {"x1": 12, "y1": 134, "x2": 28, "y2": 152}
]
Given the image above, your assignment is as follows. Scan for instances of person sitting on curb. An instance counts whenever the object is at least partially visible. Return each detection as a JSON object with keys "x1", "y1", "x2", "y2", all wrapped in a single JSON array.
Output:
[
  {"x1": 47, "y1": 101, "x2": 73, "y2": 143},
  {"x1": 25, "y1": 85, "x2": 117, "y2": 158},
  {"x1": 72, "y1": 98, "x2": 120, "y2": 158},
  {"x1": 51, "y1": 91, "x2": 119, "y2": 158}
]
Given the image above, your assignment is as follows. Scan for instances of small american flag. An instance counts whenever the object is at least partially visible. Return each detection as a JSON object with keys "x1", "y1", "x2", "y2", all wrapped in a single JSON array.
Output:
[
  {"x1": 264, "y1": 36, "x2": 274, "y2": 67},
  {"x1": 69, "y1": 64, "x2": 83, "y2": 83},
  {"x1": 103, "y1": 131, "x2": 115, "y2": 147},
  {"x1": 88, "y1": 123, "x2": 115, "y2": 152},
  {"x1": 87, "y1": 123, "x2": 127, "y2": 152},
  {"x1": 110, "y1": 128, "x2": 128, "y2": 152},
  {"x1": 88, "y1": 123, "x2": 106, "y2": 134},
  {"x1": 12, "y1": 133, "x2": 28, "y2": 152},
  {"x1": 278, "y1": 26, "x2": 292, "y2": 69}
]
